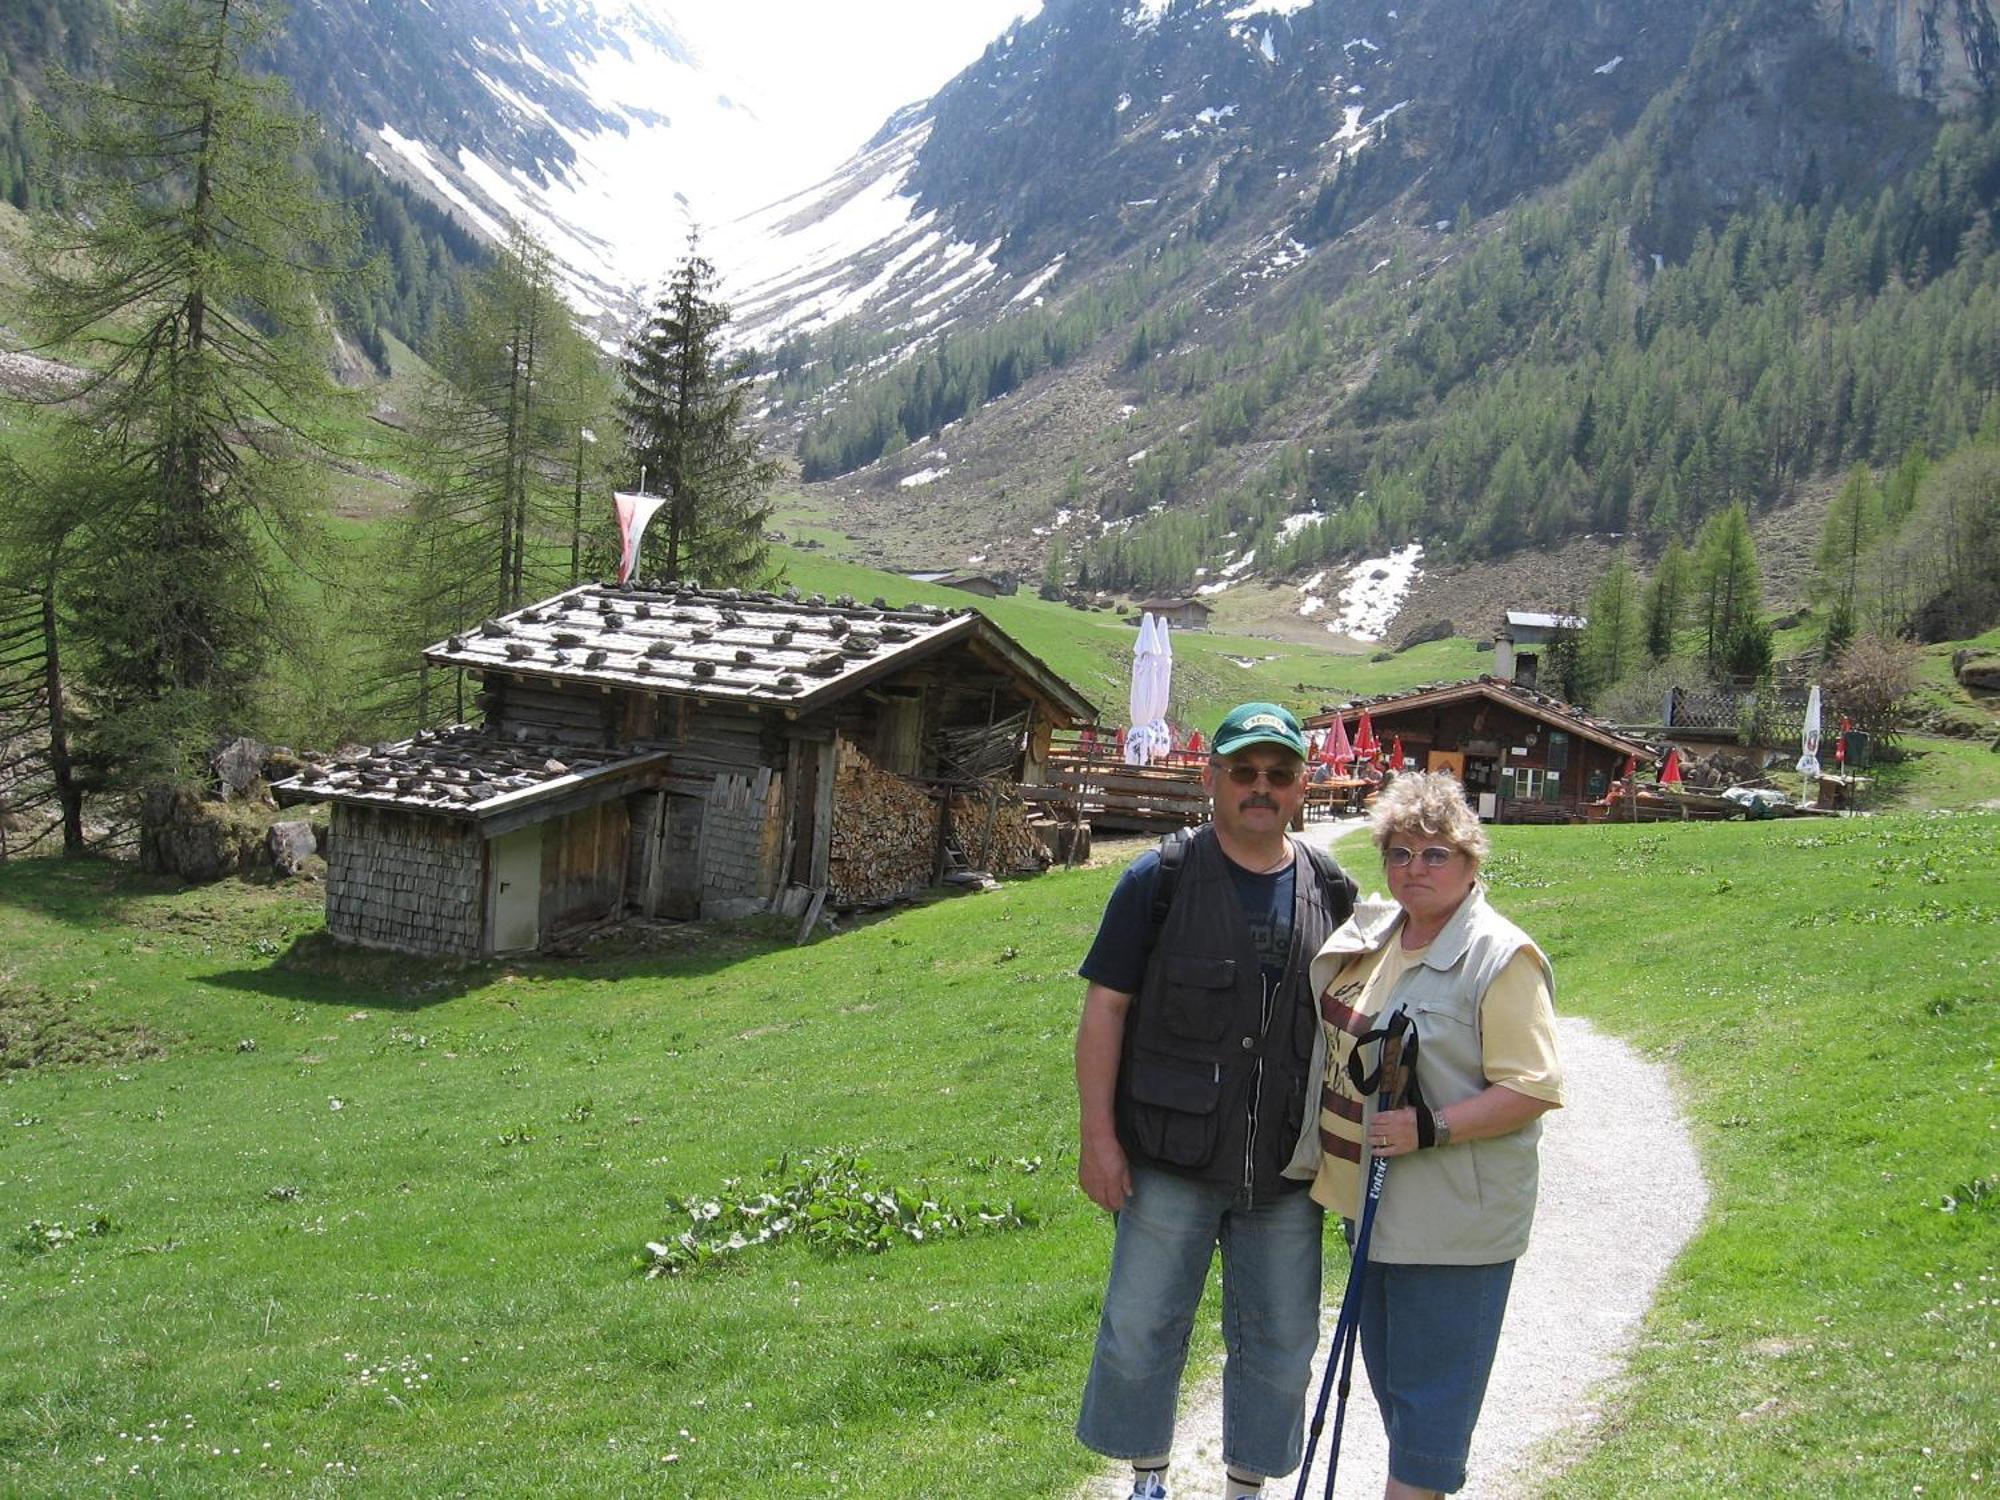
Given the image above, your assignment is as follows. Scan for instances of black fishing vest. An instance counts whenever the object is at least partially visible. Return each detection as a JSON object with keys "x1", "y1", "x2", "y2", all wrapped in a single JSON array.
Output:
[{"x1": 1115, "y1": 826, "x2": 1352, "y2": 1200}]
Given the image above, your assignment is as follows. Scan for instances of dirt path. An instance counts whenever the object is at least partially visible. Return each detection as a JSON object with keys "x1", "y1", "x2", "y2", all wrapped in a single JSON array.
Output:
[{"x1": 1074, "y1": 822, "x2": 1710, "y2": 1499}]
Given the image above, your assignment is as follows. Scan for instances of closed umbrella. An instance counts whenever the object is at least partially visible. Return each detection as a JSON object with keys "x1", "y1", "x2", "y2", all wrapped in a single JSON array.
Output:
[
  {"x1": 1797, "y1": 685, "x2": 1822, "y2": 779},
  {"x1": 1354, "y1": 709, "x2": 1380, "y2": 764},
  {"x1": 1660, "y1": 747, "x2": 1684, "y2": 786},
  {"x1": 1390, "y1": 735, "x2": 1405, "y2": 771},
  {"x1": 1324, "y1": 714, "x2": 1354, "y2": 771},
  {"x1": 1127, "y1": 614, "x2": 1173, "y2": 764}
]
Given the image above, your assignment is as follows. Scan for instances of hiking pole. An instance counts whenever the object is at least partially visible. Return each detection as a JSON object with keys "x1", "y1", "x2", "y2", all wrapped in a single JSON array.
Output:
[{"x1": 1294, "y1": 1006, "x2": 1417, "y2": 1500}]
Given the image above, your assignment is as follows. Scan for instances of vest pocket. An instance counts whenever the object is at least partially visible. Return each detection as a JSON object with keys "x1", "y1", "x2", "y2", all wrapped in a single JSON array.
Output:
[
  {"x1": 1124, "y1": 1052, "x2": 1224, "y2": 1168},
  {"x1": 1160, "y1": 956, "x2": 1236, "y2": 1041}
]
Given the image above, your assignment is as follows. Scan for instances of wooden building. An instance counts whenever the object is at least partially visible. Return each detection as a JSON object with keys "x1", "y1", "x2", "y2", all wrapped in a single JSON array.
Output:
[
  {"x1": 1307, "y1": 678, "x2": 1654, "y2": 823},
  {"x1": 1135, "y1": 597, "x2": 1215, "y2": 630},
  {"x1": 275, "y1": 582, "x2": 1095, "y2": 957}
]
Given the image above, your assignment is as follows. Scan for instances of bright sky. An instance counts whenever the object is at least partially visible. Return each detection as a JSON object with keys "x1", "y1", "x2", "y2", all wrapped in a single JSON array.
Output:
[{"x1": 667, "y1": 0, "x2": 1045, "y2": 214}]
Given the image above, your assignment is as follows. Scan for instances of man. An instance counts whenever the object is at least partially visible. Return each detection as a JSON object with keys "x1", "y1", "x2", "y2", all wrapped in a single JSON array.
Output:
[{"x1": 1076, "y1": 701, "x2": 1358, "y2": 1500}]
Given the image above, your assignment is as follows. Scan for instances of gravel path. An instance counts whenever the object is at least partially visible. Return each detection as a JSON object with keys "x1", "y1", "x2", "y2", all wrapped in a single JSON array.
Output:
[{"x1": 1075, "y1": 824, "x2": 1710, "y2": 1499}]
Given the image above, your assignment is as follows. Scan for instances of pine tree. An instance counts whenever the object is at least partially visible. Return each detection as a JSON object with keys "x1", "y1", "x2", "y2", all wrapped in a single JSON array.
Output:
[
  {"x1": 23, "y1": 0, "x2": 360, "y2": 784},
  {"x1": 619, "y1": 236, "x2": 779, "y2": 585},
  {"x1": 1693, "y1": 505, "x2": 1763, "y2": 676}
]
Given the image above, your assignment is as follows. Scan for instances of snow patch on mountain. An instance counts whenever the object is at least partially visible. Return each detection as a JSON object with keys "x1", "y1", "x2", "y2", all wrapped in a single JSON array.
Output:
[
  {"x1": 1324, "y1": 544, "x2": 1424, "y2": 641},
  {"x1": 1226, "y1": 0, "x2": 1318, "y2": 16}
]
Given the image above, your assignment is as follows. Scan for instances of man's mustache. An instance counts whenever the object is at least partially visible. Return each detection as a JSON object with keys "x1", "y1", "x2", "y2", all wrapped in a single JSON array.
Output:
[{"x1": 1239, "y1": 795, "x2": 1278, "y2": 811}]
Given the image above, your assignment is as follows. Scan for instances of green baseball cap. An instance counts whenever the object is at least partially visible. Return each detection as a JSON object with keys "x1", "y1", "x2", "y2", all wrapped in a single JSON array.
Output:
[{"x1": 1212, "y1": 701, "x2": 1308, "y2": 758}]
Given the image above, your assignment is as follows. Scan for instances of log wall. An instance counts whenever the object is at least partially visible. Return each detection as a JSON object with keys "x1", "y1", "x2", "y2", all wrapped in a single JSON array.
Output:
[{"x1": 326, "y1": 805, "x2": 485, "y2": 957}]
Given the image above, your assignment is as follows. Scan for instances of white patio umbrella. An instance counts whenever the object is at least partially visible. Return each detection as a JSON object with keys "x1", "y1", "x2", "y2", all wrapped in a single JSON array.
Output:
[
  {"x1": 1126, "y1": 613, "x2": 1173, "y2": 764},
  {"x1": 1797, "y1": 684, "x2": 1823, "y2": 779}
]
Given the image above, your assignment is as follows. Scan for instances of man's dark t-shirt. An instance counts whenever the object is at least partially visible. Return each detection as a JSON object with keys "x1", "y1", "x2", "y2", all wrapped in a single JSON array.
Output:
[{"x1": 1078, "y1": 847, "x2": 1295, "y2": 994}]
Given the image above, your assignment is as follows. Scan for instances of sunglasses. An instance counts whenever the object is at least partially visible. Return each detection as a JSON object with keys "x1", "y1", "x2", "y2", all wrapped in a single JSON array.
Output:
[
  {"x1": 1223, "y1": 763, "x2": 1300, "y2": 788},
  {"x1": 1384, "y1": 845, "x2": 1459, "y2": 870}
]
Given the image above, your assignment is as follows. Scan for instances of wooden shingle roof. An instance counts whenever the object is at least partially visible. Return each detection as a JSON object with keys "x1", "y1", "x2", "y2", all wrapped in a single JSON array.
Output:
[
  {"x1": 420, "y1": 582, "x2": 1096, "y2": 723},
  {"x1": 1306, "y1": 676, "x2": 1655, "y2": 758},
  {"x1": 273, "y1": 725, "x2": 669, "y2": 820}
]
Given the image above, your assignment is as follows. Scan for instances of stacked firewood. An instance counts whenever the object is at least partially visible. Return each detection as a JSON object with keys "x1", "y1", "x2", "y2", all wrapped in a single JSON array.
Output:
[
  {"x1": 948, "y1": 788, "x2": 1051, "y2": 874},
  {"x1": 828, "y1": 741, "x2": 939, "y2": 906}
]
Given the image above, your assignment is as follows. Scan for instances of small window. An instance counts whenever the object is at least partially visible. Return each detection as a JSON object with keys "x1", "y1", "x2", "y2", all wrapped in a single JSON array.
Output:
[{"x1": 1546, "y1": 731, "x2": 1569, "y2": 771}]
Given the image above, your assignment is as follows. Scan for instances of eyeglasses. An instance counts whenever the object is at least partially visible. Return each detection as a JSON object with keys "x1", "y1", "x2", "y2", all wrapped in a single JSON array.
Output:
[
  {"x1": 1383, "y1": 845, "x2": 1459, "y2": 870},
  {"x1": 1223, "y1": 763, "x2": 1299, "y2": 788}
]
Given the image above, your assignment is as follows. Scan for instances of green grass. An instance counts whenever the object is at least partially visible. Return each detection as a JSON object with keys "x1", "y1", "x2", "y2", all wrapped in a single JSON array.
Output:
[{"x1": 4, "y1": 814, "x2": 1997, "y2": 1495}]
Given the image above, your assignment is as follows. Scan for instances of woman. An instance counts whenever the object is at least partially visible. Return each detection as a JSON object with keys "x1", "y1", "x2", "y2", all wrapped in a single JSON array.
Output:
[{"x1": 1309, "y1": 773, "x2": 1564, "y2": 1499}]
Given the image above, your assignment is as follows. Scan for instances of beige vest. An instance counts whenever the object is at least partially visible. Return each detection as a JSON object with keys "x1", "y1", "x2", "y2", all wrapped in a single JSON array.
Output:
[{"x1": 1310, "y1": 888, "x2": 1554, "y2": 1265}]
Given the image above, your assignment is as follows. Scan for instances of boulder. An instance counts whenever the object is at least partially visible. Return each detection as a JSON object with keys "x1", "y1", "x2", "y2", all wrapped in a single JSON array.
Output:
[
  {"x1": 1398, "y1": 618, "x2": 1455, "y2": 651},
  {"x1": 1953, "y1": 654, "x2": 2000, "y2": 691},
  {"x1": 139, "y1": 785, "x2": 270, "y2": 881},
  {"x1": 267, "y1": 821, "x2": 319, "y2": 876},
  {"x1": 212, "y1": 736, "x2": 268, "y2": 800}
]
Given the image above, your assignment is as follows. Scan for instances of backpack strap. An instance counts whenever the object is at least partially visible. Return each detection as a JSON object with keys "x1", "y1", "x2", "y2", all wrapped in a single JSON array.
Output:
[
  {"x1": 1151, "y1": 830, "x2": 1355, "y2": 935},
  {"x1": 1150, "y1": 827, "x2": 1195, "y2": 933}
]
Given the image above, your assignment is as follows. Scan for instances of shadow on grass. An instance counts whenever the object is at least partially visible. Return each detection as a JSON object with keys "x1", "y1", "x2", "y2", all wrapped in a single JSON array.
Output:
[{"x1": 0, "y1": 854, "x2": 189, "y2": 929}]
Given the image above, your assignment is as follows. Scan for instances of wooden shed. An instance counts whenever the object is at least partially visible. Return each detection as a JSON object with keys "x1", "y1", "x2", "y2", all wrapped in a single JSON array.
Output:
[
  {"x1": 1307, "y1": 678, "x2": 1653, "y2": 823},
  {"x1": 1135, "y1": 597, "x2": 1215, "y2": 630},
  {"x1": 276, "y1": 582, "x2": 1096, "y2": 957}
]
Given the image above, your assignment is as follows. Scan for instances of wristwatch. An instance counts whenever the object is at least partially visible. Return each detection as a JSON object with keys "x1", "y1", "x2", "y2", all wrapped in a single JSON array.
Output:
[{"x1": 1431, "y1": 1108, "x2": 1453, "y2": 1148}]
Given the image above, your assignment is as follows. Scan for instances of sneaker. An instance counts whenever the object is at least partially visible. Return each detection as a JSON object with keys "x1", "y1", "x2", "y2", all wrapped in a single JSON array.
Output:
[{"x1": 1128, "y1": 1475, "x2": 1167, "y2": 1500}]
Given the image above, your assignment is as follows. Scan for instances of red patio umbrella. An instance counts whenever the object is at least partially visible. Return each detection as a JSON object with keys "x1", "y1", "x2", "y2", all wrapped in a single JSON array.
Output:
[
  {"x1": 1621, "y1": 754, "x2": 1637, "y2": 782},
  {"x1": 1390, "y1": 735, "x2": 1405, "y2": 771},
  {"x1": 1323, "y1": 714, "x2": 1354, "y2": 769},
  {"x1": 1187, "y1": 729, "x2": 1203, "y2": 757},
  {"x1": 1353, "y1": 709, "x2": 1380, "y2": 763},
  {"x1": 1660, "y1": 747, "x2": 1684, "y2": 786}
]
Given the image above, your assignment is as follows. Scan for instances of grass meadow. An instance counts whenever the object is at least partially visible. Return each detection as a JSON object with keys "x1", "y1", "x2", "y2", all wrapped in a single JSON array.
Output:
[{"x1": 1, "y1": 812, "x2": 1995, "y2": 1495}]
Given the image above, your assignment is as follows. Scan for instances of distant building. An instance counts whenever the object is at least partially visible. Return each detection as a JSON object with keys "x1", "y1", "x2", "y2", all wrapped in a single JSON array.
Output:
[
  {"x1": 906, "y1": 570, "x2": 1016, "y2": 598},
  {"x1": 1493, "y1": 610, "x2": 1585, "y2": 689},
  {"x1": 1136, "y1": 597, "x2": 1215, "y2": 630},
  {"x1": 1306, "y1": 677, "x2": 1652, "y2": 823}
]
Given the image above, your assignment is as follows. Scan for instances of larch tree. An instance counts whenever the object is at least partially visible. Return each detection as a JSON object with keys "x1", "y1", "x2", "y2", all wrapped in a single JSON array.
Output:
[
  {"x1": 1693, "y1": 504, "x2": 1763, "y2": 675},
  {"x1": 367, "y1": 226, "x2": 606, "y2": 727},
  {"x1": 1579, "y1": 556, "x2": 1642, "y2": 704},
  {"x1": 618, "y1": 236, "x2": 778, "y2": 586},
  {"x1": 1642, "y1": 538, "x2": 1691, "y2": 661},
  {"x1": 1811, "y1": 463, "x2": 1882, "y2": 658},
  {"x1": 24, "y1": 0, "x2": 359, "y2": 784}
]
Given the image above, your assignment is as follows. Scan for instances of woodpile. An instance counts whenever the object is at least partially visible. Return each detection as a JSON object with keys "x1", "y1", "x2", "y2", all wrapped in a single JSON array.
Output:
[
  {"x1": 948, "y1": 787, "x2": 1051, "y2": 874},
  {"x1": 827, "y1": 740, "x2": 938, "y2": 907}
]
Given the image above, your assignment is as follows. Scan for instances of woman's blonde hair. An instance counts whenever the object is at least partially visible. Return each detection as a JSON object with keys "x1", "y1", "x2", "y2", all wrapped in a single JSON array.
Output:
[{"x1": 1370, "y1": 771, "x2": 1489, "y2": 865}]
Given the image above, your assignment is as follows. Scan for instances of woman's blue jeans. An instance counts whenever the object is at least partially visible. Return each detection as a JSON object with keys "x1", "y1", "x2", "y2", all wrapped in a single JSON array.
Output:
[{"x1": 1077, "y1": 1165, "x2": 1325, "y2": 1479}]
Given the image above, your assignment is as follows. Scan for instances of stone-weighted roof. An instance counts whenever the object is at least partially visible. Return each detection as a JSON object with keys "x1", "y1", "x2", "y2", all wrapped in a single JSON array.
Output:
[
  {"x1": 273, "y1": 724, "x2": 668, "y2": 819},
  {"x1": 420, "y1": 581, "x2": 1096, "y2": 721}
]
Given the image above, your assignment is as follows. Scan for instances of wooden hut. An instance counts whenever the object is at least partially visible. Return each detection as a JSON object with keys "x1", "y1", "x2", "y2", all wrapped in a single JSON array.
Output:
[
  {"x1": 275, "y1": 582, "x2": 1096, "y2": 957},
  {"x1": 1307, "y1": 677, "x2": 1654, "y2": 823},
  {"x1": 1135, "y1": 597, "x2": 1214, "y2": 630}
]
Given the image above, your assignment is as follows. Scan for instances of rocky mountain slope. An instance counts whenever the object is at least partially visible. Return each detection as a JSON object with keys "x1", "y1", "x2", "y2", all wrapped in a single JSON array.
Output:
[{"x1": 734, "y1": 0, "x2": 1998, "y2": 641}]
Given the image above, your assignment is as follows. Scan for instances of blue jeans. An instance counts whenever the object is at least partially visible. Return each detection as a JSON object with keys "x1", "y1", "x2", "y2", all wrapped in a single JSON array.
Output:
[
  {"x1": 1077, "y1": 1166, "x2": 1325, "y2": 1479},
  {"x1": 1357, "y1": 1259, "x2": 1516, "y2": 1494}
]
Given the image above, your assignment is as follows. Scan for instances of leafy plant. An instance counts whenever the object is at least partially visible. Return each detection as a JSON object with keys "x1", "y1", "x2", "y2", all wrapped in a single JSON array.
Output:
[
  {"x1": 15, "y1": 1216, "x2": 113, "y2": 1253},
  {"x1": 642, "y1": 1151, "x2": 1031, "y2": 1278}
]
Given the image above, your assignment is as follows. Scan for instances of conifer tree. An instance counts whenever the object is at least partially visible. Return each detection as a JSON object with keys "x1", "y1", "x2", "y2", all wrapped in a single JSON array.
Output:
[
  {"x1": 1579, "y1": 557, "x2": 1642, "y2": 704},
  {"x1": 1643, "y1": 538, "x2": 1691, "y2": 661},
  {"x1": 619, "y1": 236, "x2": 778, "y2": 585},
  {"x1": 368, "y1": 226, "x2": 606, "y2": 724},
  {"x1": 1693, "y1": 504, "x2": 1763, "y2": 675},
  {"x1": 1812, "y1": 463, "x2": 1882, "y2": 658}
]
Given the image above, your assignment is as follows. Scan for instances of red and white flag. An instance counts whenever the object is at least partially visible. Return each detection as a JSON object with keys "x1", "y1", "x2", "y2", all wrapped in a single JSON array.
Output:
[{"x1": 613, "y1": 491, "x2": 668, "y2": 585}]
